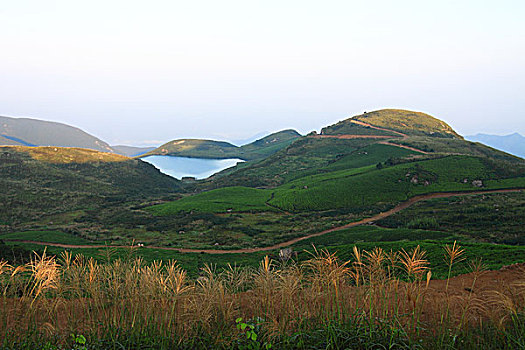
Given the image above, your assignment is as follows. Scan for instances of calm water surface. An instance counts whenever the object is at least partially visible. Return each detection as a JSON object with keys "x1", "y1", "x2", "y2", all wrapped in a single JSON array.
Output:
[{"x1": 141, "y1": 156, "x2": 244, "y2": 180}]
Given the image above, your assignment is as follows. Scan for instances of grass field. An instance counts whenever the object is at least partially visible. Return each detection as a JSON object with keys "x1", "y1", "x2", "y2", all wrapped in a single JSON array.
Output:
[
  {"x1": 0, "y1": 230, "x2": 94, "y2": 245},
  {"x1": 5, "y1": 225, "x2": 525, "y2": 279},
  {"x1": 2, "y1": 235, "x2": 525, "y2": 349},
  {"x1": 147, "y1": 186, "x2": 275, "y2": 214},
  {"x1": 269, "y1": 155, "x2": 525, "y2": 212},
  {"x1": 378, "y1": 192, "x2": 525, "y2": 244},
  {"x1": 152, "y1": 155, "x2": 524, "y2": 215}
]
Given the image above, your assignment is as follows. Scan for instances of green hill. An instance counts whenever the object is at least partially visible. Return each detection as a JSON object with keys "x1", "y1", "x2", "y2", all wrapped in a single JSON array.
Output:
[
  {"x1": 202, "y1": 110, "x2": 519, "y2": 189},
  {"x1": 3, "y1": 109, "x2": 525, "y2": 252},
  {"x1": 151, "y1": 155, "x2": 525, "y2": 215},
  {"x1": 142, "y1": 129, "x2": 301, "y2": 160},
  {"x1": 206, "y1": 139, "x2": 417, "y2": 188},
  {"x1": 267, "y1": 155, "x2": 525, "y2": 212},
  {"x1": 0, "y1": 115, "x2": 116, "y2": 152},
  {"x1": 0, "y1": 146, "x2": 181, "y2": 227},
  {"x1": 141, "y1": 109, "x2": 525, "y2": 250},
  {"x1": 322, "y1": 109, "x2": 462, "y2": 138}
]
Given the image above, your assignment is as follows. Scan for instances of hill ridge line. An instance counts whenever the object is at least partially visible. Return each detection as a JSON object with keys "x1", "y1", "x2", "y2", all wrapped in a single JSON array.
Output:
[{"x1": 5, "y1": 188, "x2": 523, "y2": 254}]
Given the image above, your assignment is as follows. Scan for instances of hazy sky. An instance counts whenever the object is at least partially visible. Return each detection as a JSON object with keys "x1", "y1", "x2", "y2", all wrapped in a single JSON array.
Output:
[{"x1": 1, "y1": 1, "x2": 524, "y2": 146}]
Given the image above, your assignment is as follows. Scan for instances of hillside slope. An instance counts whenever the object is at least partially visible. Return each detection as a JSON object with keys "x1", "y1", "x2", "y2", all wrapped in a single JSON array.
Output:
[
  {"x1": 0, "y1": 146, "x2": 181, "y2": 226},
  {"x1": 0, "y1": 116, "x2": 115, "y2": 153},
  {"x1": 201, "y1": 110, "x2": 521, "y2": 189}
]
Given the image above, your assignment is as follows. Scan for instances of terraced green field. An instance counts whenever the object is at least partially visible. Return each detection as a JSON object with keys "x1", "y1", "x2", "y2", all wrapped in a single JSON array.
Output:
[
  {"x1": 148, "y1": 155, "x2": 525, "y2": 216},
  {"x1": 146, "y1": 186, "x2": 275, "y2": 215},
  {"x1": 321, "y1": 143, "x2": 416, "y2": 171},
  {"x1": 269, "y1": 155, "x2": 525, "y2": 211}
]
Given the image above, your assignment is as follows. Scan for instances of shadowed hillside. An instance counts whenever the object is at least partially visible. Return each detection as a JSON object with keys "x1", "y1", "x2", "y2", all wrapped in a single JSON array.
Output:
[{"x1": 0, "y1": 146, "x2": 181, "y2": 226}]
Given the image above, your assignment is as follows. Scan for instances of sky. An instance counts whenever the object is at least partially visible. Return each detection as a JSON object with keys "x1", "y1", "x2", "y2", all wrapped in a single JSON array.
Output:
[{"x1": 1, "y1": 0, "x2": 524, "y2": 146}]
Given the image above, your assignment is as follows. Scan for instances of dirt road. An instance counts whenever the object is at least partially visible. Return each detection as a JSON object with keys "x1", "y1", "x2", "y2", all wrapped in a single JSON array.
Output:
[
  {"x1": 378, "y1": 141, "x2": 429, "y2": 154},
  {"x1": 314, "y1": 134, "x2": 395, "y2": 140},
  {"x1": 349, "y1": 119, "x2": 408, "y2": 137},
  {"x1": 7, "y1": 188, "x2": 523, "y2": 254}
]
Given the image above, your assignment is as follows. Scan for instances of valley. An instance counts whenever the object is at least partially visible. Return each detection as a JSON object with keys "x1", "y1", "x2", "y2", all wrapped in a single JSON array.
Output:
[
  {"x1": 1, "y1": 109, "x2": 523, "y2": 258},
  {"x1": 1, "y1": 109, "x2": 524, "y2": 349},
  {"x1": 3, "y1": 2, "x2": 524, "y2": 347}
]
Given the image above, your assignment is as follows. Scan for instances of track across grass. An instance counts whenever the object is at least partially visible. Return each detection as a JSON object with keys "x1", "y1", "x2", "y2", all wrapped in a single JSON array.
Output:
[{"x1": 5, "y1": 188, "x2": 522, "y2": 254}]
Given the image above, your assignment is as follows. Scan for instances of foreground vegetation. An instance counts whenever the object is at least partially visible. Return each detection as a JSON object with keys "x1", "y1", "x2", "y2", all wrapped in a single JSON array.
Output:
[
  {"x1": 1, "y1": 244, "x2": 524, "y2": 349},
  {"x1": 4, "y1": 225, "x2": 525, "y2": 280}
]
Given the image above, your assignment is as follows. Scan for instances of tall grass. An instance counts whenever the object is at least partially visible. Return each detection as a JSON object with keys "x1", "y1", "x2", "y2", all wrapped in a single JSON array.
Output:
[{"x1": 0, "y1": 245, "x2": 524, "y2": 349}]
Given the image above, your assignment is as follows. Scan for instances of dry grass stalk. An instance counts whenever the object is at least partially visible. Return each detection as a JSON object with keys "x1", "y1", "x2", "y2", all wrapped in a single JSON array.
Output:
[{"x1": 0, "y1": 245, "x2": 523, "y2": 347}]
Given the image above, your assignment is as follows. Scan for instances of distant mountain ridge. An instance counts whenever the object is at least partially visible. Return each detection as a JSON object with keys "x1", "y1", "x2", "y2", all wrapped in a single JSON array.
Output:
[
  {"x1": 143, "y1": 129, "x2": 302, "y2": 160},
  {"x1": 0, "y1": 115, "x2": 115, "y2": 153},
  {"x1": 465, "y1": 133, "x2": 524, "y2": 159},
  {"x1": 1, "y1": 111, "x2": 522, "y2": 164}
]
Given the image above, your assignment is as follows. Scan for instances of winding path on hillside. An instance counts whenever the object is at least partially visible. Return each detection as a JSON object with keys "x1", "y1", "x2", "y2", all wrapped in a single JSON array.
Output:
[
  {"x1": 349, "y1": 119, "x2": 408, "y2": 137},
  {"x1": 314, "y1": 134, "x2": 395, "y2": 140},
  {"x1": 313, "y1": 133, "x2": 429, "y2": 154},
  {"x1": 7, "y1": 188, "x2": 523, "y2": 254},
  {"x1": 377, "y1": 141, "x2": 429, "y2": 154},
  {"x1": 313, "y1": 120, "x2": 435, "y2": 155}
]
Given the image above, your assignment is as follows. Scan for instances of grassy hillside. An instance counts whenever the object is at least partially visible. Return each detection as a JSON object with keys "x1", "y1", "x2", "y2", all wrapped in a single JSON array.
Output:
[
  {"x1": 389, "y1": 136, "x2": 524, "y2": 162},
  {"x1": 3, "y1": 109, "x2": 524, "y2": 253},
  {"x1": 203, "y1": 137, "x2": 392, "y2": 188},
  {"x1": 353, "y1": 109, "x2": 462, "y2": 138},
  {"x1": 377, "y1": 191, "x2": 525, "y2": 244},
  {"x1": 143, "y1": 129, "x2": 301, "y2": 161},
  {"x1": 201, "y1": 110, "x2": 522, "y2": 191},
  {"x1": 149, "y1": 155, "x2": 525, "y2": 215},
  {"x1": 0, "y1": 146, "x2": 181, "y2": 226},
  {"x1": 2, "y1": 146, "x2": 129, "y2": 163},
  {"x1": 320, "y1": 119, "x2": 401, "y2": 136},
  {"x1": 145, "y1": 139, "x2": 239, "y2": 158},
  {"x1": 268, "y1": 155, "x2": 525, "y2": 211},
  {"x1": 147, "y1": 186, "x2": 273, "y2": 214},
  {"x1": 0, "y1": 115, "x2": 115, "y2": 152}
]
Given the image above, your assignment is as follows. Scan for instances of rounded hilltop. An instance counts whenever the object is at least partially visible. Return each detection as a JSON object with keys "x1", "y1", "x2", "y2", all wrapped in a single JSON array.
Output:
[
  {"x1": 321, "y1": 109, "x2": 462, "y2": 138},
  {"x1": 352, "y1": 109, "x2": 462, "y2": 138}
]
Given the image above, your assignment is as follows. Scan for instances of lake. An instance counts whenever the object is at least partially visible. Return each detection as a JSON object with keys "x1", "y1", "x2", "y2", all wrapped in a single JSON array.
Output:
[{"x1": 141, "y1": 155, "x2": 244, "y2": 180}]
